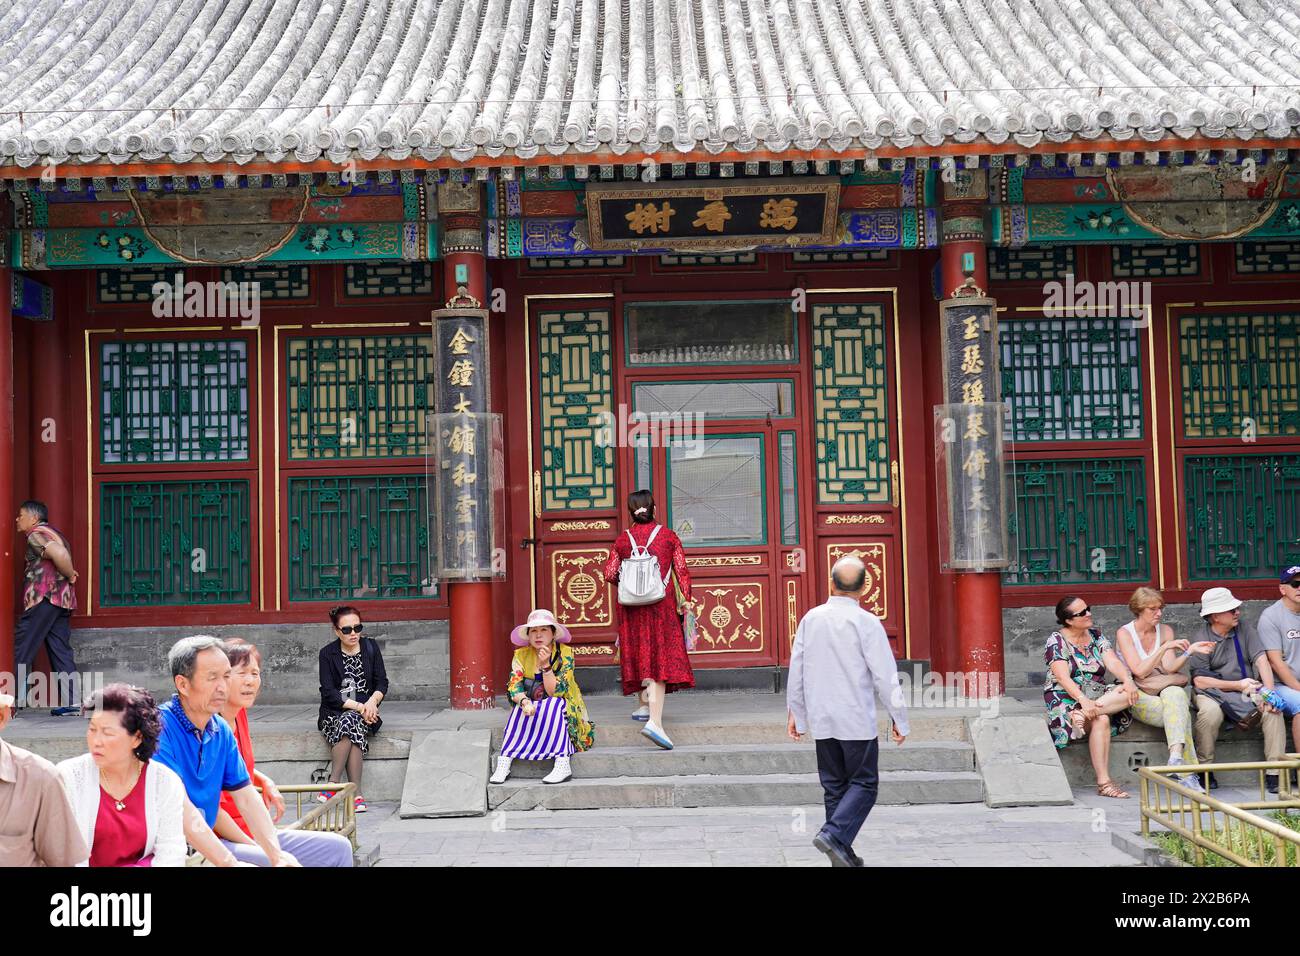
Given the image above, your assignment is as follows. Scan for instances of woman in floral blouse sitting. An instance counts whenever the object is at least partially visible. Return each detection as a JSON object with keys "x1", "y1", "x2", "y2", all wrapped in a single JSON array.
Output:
[{"x1": 489, "y1": 609, "x2": 594, "y2": 786}]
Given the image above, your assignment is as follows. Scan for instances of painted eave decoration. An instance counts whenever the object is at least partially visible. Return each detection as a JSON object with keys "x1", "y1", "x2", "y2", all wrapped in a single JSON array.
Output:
[{"x1": 2, "y1": 0, "x2": 1300, "y2": 173}]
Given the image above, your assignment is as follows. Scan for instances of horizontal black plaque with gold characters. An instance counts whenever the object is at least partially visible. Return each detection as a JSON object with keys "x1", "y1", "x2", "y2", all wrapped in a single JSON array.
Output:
[{"x1": 586, "y1": 178, "x2": 841, "y2": 251}]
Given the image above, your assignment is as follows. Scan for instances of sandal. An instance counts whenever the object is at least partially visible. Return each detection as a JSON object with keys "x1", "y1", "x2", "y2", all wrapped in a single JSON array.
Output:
[{"x1": 1097, "y1": 780, "x2": 1131, "y2": 799}]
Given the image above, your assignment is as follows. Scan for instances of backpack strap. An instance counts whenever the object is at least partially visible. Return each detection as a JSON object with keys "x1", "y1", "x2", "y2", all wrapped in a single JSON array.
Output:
[{"x1": 645, "y1": 524, "x2": 662, "y2": 548}]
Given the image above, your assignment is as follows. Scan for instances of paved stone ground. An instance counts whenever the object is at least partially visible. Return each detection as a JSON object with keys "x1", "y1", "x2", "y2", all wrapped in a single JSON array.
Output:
[{"x1": 352, "y1": 791, "x2": 1142, "y2": 866}]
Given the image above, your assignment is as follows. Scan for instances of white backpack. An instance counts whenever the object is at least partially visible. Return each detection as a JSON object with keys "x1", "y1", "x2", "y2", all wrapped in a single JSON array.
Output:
[{"x1": 617, "y1": 525, "x2": 671, "y2": 606}]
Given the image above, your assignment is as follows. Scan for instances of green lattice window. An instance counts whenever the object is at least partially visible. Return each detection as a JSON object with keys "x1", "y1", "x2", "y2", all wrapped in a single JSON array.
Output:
[
  {"x1": 286, "y1": 336, "x2": 433, "y2": 459},
  {"x1": 812, "y1": 303, "x2": 891, "y2": 504},
  {"x1": 1001, "y1": 317, "x2": 1143, "y2": 441},
  {"x1": 988, "y1": 246, "x2": 1075, "y2": 283},
  {"x1": 221, "y1": 265, "x2": 310, "y2": 299},
  {"x1": 97, "y1": 268, "x2": 182, "y2": 304},
  {"x1": 343, "y1": 263, "x2": 434, "y2": 297},
  {"x1": 1185, "y1": 454, "x2": 1300, "y2": 581},
  {"x1": 538, "y1": 310, "x2": 613, "y2": 510},
  {"x1": 1005, "y1": 458, "x2": 1150, "y2": 585},
  {"x1": 99, "y1": 481, "x2": 250, "y2": 606},
  {"x1": 1180, "y1": 314, "x2": 1300, "y2": 438},
  {"x1": 287, "y1": 475, "x2": 435, "y2": 601},
  {"x1": 100, "y1": 340, "x2": 249, "y2": 463}
]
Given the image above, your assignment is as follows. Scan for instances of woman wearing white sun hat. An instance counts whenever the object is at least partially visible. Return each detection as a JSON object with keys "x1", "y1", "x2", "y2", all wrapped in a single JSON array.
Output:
[{"x1": 490, "y1": 609, "x2": 595, "y2": 786}]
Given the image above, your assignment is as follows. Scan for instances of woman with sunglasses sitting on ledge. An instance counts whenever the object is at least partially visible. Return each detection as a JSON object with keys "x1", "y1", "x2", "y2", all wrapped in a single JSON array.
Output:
[
  {"x1": 318, "y1": 606, "x2": 388, "y2": 814},
  {"x1": 1044, "y1": 596, "x2": 1139, "y2": 799}
]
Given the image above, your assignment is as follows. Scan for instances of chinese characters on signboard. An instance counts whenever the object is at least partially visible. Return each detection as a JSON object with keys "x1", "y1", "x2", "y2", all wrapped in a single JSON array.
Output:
[
  {"x1": 430, "y1": 305, "x2": 504, "y2": 580},
  {"x1": 585, "y1": 179, "x2": 841, "y2": 251},
  {"x1": 936, "y1": 297, "x2": 1012, "y2": 570}
]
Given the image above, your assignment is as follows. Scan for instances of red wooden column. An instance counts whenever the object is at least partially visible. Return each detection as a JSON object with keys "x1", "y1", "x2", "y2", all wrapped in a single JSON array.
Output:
[
  {"x1": 0, "y1": 267, "x2": 14, "y2": 675},
  {"x1": 28, "y1": 304, "x2": 72, "y2": 533},
  {"x1": 440, "y1": 181, "x2": 496, "y2": 708},
  {"x1": 939, "y1": 182, "x2": 1005, "y2": 696}
]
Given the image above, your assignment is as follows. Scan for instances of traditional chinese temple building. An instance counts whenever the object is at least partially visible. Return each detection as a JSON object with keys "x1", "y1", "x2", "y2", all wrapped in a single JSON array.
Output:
[{"x1": 1, "y1": 0, "x2": 1298, "y2": 707}]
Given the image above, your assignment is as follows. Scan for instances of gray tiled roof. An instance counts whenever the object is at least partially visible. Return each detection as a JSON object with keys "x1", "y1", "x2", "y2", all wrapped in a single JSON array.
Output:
[{"x1": 1, "y1": 0, "x2": 1298, "y2": 168}]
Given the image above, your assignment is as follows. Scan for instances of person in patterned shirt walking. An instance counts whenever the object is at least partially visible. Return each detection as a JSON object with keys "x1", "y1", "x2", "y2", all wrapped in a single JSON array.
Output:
[{"x1": 14, "y1": 500, "x2": 80, "y2": 712}]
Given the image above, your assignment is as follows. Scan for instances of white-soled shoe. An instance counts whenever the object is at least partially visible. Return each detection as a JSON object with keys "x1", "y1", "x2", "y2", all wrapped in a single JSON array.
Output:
[
  {"x1": 541, "y1": 755, "x2": 572, "y2": 784},
  {"x1": 641, "y1": 721, "x2": 674, "y2": 750},
  {"x1": 631, "y1": 704, "x2": 650, "y2": 721},
  {"x1": 489, "y1": 756, "x2": 513, "y2": 784}
]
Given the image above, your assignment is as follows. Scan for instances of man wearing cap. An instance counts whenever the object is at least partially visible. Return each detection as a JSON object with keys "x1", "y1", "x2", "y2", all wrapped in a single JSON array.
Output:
[
  {"x1": 787, "y1": 554, "x2": 909, "y2": 867},
  {"x1": 0, "y1": 691, "x2": 89, "y2": 866},
  {"x1": 1187, "y1": 587, "x2": 1285, "y2": 792},
  {"x1": 1257, "y1": 566, "x2": 1300, "y2": 756}
]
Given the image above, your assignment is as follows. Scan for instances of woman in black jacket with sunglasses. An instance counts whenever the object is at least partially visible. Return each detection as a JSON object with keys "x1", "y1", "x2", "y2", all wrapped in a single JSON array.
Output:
[{"x1": 318, "y1": 606, "x2": 389, "y2": 813}]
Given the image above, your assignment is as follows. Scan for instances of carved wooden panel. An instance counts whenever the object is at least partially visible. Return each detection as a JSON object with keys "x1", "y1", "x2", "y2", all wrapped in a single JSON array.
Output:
[
  {"x1": 693, "y1": 581, "x2": 765, "y2": 654},
  {"x1": 550, "y1": 548, "x2": 612, "y2": 629}
]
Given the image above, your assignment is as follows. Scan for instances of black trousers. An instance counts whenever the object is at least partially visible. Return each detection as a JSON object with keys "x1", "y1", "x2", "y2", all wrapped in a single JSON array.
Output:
[
  {"x1": 815, "y1": 737, "x2": 880, "y2": 852},
  {"x1": 14, "y1": 598, "x2": 77, "y2": 706}
]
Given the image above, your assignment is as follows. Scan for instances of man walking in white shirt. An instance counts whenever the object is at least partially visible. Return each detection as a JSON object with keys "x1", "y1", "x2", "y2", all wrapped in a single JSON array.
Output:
[{"x1": 787, "y1": 555, "x2": 910, "y2": 867}]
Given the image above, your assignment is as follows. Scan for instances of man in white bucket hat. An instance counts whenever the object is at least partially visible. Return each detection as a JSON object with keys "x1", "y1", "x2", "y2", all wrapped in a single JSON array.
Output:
[{"x1": 1187, "y1": 587, "x2": 1285, "y2": 792}]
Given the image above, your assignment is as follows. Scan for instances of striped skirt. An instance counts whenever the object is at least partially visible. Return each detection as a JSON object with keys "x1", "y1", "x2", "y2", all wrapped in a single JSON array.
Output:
[{"x1": 500, "y1": 697, "x2": 574, "y2": 760}]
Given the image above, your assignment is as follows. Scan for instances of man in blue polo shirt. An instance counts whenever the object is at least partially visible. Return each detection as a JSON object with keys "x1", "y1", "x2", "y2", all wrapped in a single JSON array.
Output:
[{"x1": 156, "y1": 636, "x2": 336, "y2": 866}]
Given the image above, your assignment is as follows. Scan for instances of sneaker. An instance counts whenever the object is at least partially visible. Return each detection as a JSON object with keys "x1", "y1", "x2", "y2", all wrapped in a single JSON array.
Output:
[
  {"x1": 1176, "y1": 773, "x2": 1206, "y2": 794},
  {"x1": 317, "y1": 790, "x2": 336, "y2": 804},
  {"x1": 1267, "y1": 775, "x2": 1279, "y2": 795},
  {"x1": 1207, "y1": 773, "x2": 1220, "y2": 791},
  {"x1": 631, "y1": 704, "x2": 651, "y2": 722},
  {"x1": 354, "y1": 795, "x2": 368, "y2": 813},
  {"x1": 541, "y1": 755, "x2": 572, "y2": 784},
  {"x1": 641, "y1": 721, "x2": 674, "y2": 750},
  {"x1": 489, "y1": 756, "x2": 513, "y2": 785}
]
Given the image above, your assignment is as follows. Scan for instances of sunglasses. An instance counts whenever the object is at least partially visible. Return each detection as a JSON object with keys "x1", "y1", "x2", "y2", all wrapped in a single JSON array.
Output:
[
  {"x1": 1066, "y1": 606, "x2": 1092, "y2": 619},
  {"x1": 337, "y1": 624, "x2": 364, "y2": 635},
  {"x1": 1286, "y1": 580, "x2": 1300, "y2": 589}
]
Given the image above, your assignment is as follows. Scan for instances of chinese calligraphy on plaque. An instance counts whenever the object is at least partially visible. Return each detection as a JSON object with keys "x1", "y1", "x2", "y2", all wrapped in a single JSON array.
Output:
[
  {"x1": 936, "y1": 297, "x2": 1012, "y2": 571},
  {"x1": 430, "y1": 303, "x2": 504, "y2": 580},
  {"x1": 586, "y1": 179, "x2": 840, "y2": 251}
]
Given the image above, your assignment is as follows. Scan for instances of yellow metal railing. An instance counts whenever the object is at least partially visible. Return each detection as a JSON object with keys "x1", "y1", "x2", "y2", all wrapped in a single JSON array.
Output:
[
  {"x1": 1139, "y1": 758, "x2": 1300, "y2": 867},
  {"x1": 280, "y1": 783, "x2": 358, "y2": 851},
  {"x1": 186, "y1": 783, "x2": 357, "y2": 866}
]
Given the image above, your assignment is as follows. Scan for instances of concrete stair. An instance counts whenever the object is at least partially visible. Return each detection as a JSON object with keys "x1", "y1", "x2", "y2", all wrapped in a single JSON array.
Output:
[
  {"x1": 488, "y1": 702, "x2": 985, "y2": 810},
  {"x1": 490, "y1": 770, "x2": 984, "y2": 810}
]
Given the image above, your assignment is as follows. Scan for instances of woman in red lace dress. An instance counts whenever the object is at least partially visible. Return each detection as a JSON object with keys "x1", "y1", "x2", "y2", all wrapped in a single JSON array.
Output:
[{"x1": 603, "y1": 490, "x2": 695, "y2": 750}]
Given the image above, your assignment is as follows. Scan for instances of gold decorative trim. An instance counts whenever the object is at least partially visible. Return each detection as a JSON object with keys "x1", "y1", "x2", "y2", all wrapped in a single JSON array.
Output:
[
  {"x1": 550, "y1": 548, "x2": 613, "y2": 628},
  {"x1": 685, "y1": 555, "x2": 763, "y2": 567},
  {"x1": 255, "y1": 324, "x2": 264, "y2": 611},
  {"x1": 1165, "y1": 303, "x2": 1193, "y2": 590},
  {"x1": 573, "y1": 644, "x2": 616, "y2": 657},
  {"x1": 311, "y1": 321, "x2": 418, "y2": 328},
  {"x1": 551, "y1": 519, "x2": 613, "y2": 532},
  {"x1": 273, "y1": 324, "x2": 305, "y2": 609},
  {"x1": 692, "y1": 580, "x2": 766, "y2": 655},
  {"x1": 825, "y1": 514, "x2": 886, "y2": 525},
  {"x1": 786, "y1": 579, "x2": 798, "y2": 647}
]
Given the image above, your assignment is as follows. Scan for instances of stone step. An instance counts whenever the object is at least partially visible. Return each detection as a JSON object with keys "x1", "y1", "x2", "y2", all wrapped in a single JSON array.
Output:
[
  {"x1": 504, "y1": 741, "x2": 976, "y2": 778},
  {"x1": 492, "y1": 713, "x2": 972, "y2": 749},
  {"x1": 488, "y1": 770, "x2": 985, "y2": 811}
]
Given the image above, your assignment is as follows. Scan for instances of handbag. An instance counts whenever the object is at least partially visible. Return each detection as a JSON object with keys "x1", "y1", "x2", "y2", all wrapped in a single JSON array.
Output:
[
  {"x1": 1135, "y1": 671, "x2": 1188, "y2": 695},
  {"x1": 617, "y1": 526, "x2": 670, "y2": 606},
  {"x1": 671, "y1": 570, "x2": 697, "y2": 651}
]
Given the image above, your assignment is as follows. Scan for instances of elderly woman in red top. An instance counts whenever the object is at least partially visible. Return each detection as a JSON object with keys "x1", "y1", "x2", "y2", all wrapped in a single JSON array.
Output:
[{"x1": 602, "y1": 489, "x2": 695, "y2": 750}]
